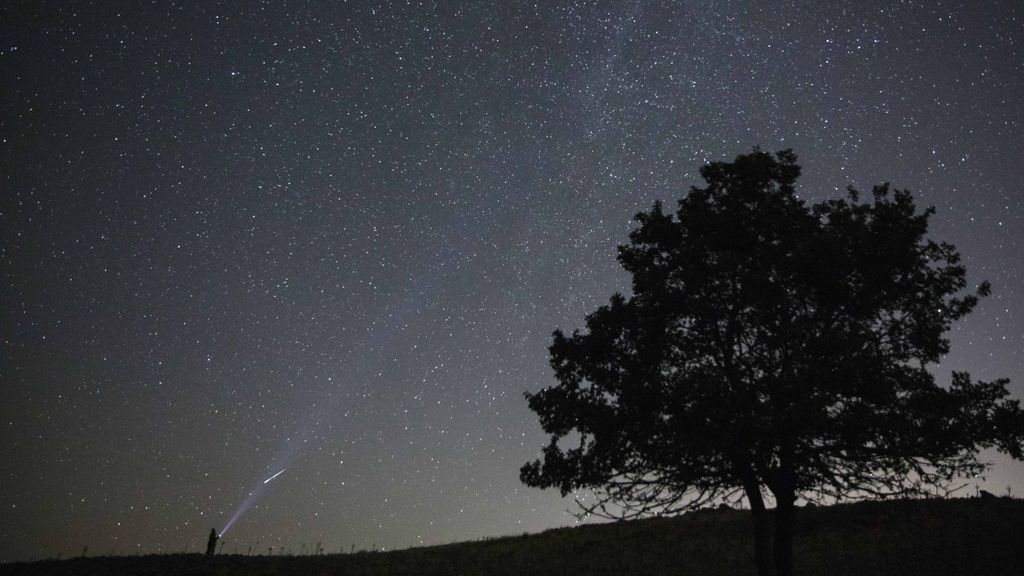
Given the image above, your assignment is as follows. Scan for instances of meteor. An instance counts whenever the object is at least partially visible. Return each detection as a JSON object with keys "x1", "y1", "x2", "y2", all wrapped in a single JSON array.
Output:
[{"x1": 263, "y1": 468, "x2": 287, "y2": 484}]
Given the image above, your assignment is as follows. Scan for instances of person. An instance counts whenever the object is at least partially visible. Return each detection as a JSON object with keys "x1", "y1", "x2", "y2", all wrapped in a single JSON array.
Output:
[{"x1": 206, "y1": 528, "x2": 219, "y2": 557}]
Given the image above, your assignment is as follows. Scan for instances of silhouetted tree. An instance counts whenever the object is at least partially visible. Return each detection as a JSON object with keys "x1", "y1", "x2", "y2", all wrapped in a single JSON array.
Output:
[{"x1": 521, "y1": 150, "x2": 1024, "y2": 576}]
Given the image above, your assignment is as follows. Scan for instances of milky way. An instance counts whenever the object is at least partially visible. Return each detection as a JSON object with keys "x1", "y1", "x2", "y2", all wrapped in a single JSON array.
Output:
[{"x1": 2, "y1": 0, "x2": 1022, "y2": 562}]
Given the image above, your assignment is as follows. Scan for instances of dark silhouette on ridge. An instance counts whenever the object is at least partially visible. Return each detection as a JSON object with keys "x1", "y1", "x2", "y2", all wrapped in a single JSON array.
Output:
[
  {"x1": 205, "y1": 529, "x2": 218, "y2": 557},
  {"x1": 520, "y1": 149, "x2": 1024, "y2": 576}
]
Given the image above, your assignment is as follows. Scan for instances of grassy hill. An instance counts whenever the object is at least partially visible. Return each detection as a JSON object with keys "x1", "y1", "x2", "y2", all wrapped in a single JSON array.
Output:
[{"x1": 4, "y1": 497, "x2": 1023, "y2": 576}]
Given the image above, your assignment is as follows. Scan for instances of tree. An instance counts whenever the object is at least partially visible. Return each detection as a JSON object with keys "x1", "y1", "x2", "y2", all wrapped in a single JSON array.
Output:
[{"x1": 520, "y1": 150, "x2": 1024, "y2": 576}]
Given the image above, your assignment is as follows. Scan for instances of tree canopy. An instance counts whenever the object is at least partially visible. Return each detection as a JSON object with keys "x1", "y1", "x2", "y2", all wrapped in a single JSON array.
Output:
[{"x1": 520, "y1": 149, "x2": 1024, "y2": 576}]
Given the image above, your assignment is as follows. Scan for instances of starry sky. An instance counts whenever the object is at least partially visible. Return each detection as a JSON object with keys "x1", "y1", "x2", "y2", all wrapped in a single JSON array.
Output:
[{"x1": 2, "y1": 0, "x2": 1022, "y2": 563}]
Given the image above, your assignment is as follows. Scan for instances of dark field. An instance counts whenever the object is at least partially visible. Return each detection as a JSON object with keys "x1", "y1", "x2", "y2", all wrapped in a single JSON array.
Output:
[{"x1": 4, "y1": 498, "x2": 1023, "y2": 576}]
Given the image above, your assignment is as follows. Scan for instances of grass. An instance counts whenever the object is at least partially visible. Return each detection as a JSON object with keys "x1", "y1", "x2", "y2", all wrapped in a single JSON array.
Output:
[{"x1": 4, "y1": 497, "x2": 1023, "y2": 575}]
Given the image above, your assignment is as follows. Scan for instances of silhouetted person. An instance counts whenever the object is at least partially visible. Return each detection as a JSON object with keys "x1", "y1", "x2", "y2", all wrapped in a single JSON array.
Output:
[{"x1": 206, "y1": 528, "x2": 219, "y2": 557}]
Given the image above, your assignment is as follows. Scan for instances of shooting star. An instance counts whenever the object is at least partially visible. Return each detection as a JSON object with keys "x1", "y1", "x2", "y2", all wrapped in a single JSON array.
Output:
[{"x1": 263, "y1": 468, "x2": 287, "y2": 484}]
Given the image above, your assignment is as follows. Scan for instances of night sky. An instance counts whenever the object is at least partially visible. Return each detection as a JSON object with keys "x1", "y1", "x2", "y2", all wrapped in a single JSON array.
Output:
[{"x1": 2, "y1": 0, "x2": 1023, "y2": 563}]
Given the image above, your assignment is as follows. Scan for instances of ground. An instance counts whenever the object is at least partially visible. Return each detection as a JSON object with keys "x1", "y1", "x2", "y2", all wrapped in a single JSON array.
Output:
[{"x1": 4, "y1": 497, "x2": 1023, "y2": 576}]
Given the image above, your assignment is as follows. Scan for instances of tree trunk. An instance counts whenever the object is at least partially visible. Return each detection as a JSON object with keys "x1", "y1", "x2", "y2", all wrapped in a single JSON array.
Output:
[
  {"x1": 773, "y1": 489, "x2": 796, "y2": 576},
  {"x1": 743, "y1": 476, "x2": 771, "y2": 576},
  {"x1": 773, "y1": 464, "x2": 797, "y2": 576}
]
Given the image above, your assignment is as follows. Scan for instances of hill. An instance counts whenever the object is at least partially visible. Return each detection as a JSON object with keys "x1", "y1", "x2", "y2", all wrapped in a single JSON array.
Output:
[{"x1": 4, "y1": 497, "x2": 1023, "y2": 576}]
